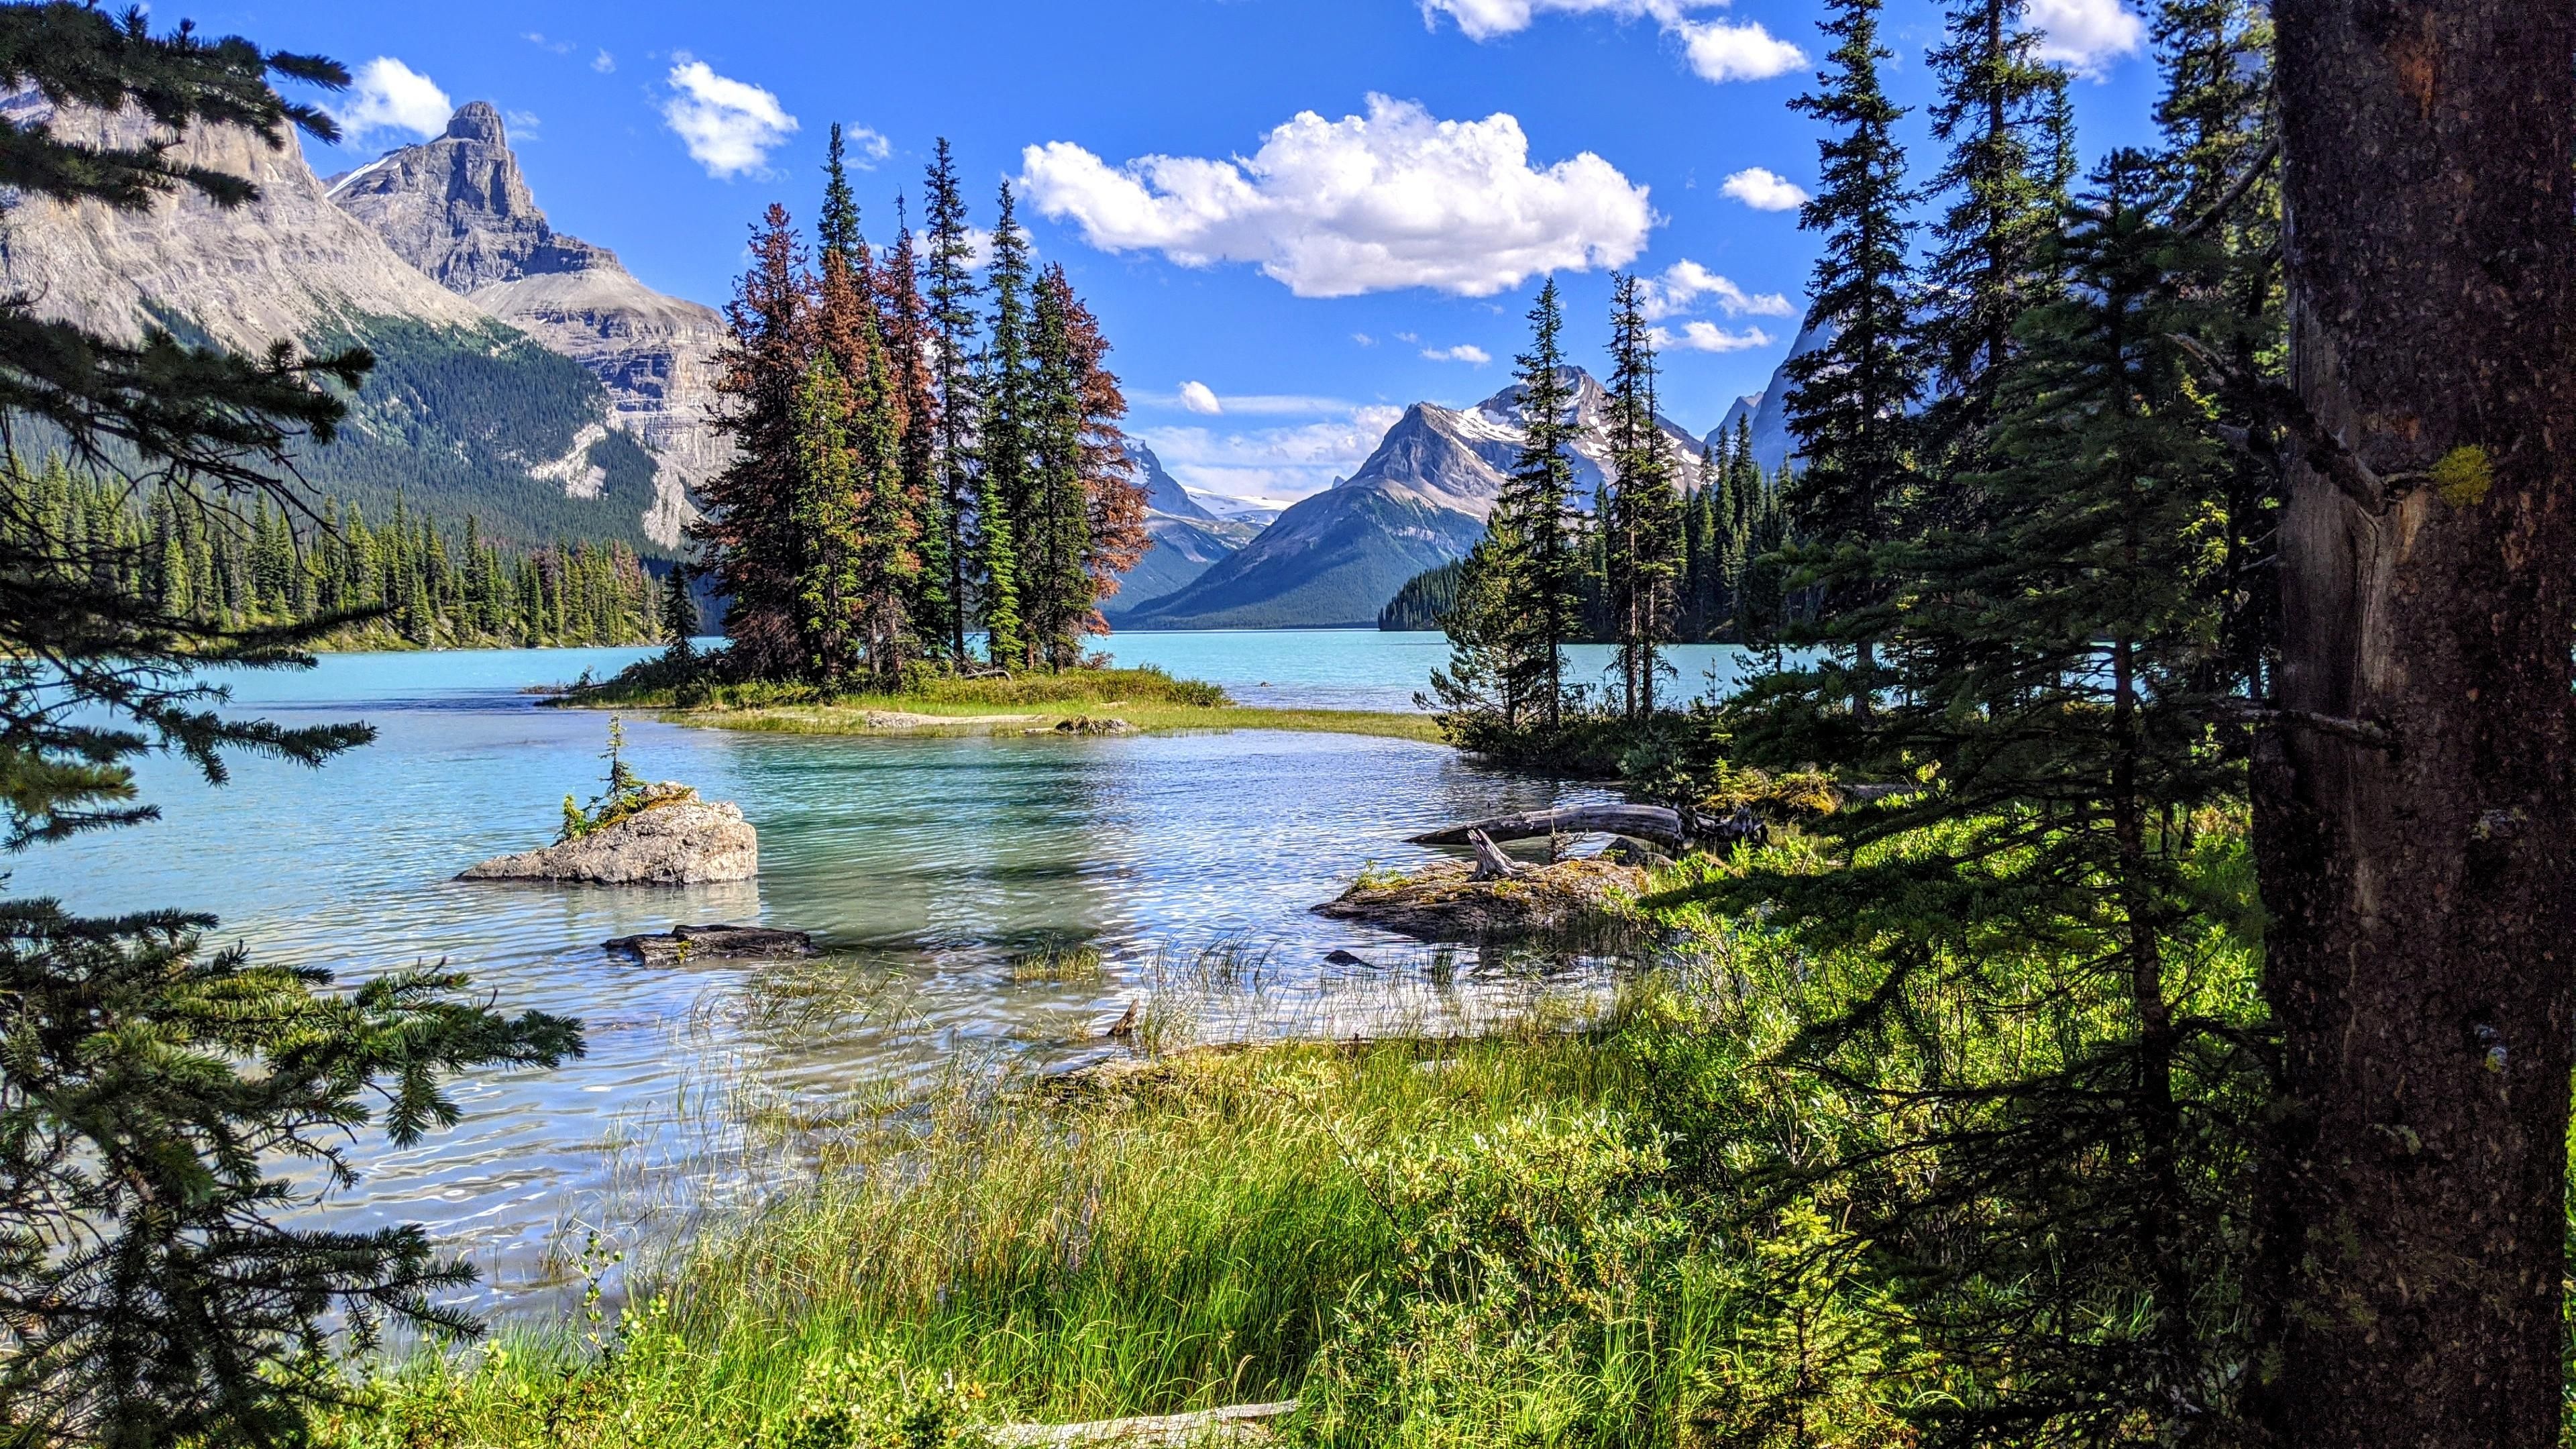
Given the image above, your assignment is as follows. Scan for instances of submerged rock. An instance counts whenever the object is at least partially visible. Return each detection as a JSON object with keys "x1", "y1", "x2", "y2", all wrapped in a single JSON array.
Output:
[
  {"x1": 1025, "y1": 716, "x2": 1138, "y2": 736},
  {"x1": 460, "y1": 793, "x2": 757, "y2": 885},
  {"x1": 1311, "y1": 857, "x2": 1646, "y2": 943},
  {"x1": 602, "y1": 923, "x2": 814, "y2": 963}
]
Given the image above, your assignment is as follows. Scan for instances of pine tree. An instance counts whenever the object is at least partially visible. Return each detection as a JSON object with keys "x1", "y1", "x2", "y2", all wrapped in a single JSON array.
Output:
[
  {"x1": 1601, "y1": 274, "x2": 1682, "y2": 717},
  {"x1": 1492, "y1": 278, "x2": 1581, "y2": 732},
  {"x1": 1782, "y1": 0, "x2": 1921, "y2": 714},
  {"x1": 975, "y1": 182, "x2": 1032, "y2": 667},
  {"x1": 692, "y1": 205, "x2": 816, "y2": 680},
  {"x1": 921, "y1": 142, "x2": 981, "y2": 665}
]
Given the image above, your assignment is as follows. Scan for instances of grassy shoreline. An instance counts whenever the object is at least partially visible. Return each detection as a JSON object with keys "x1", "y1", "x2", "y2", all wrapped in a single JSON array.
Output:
[
  {"x1": 553, "y1": 664, "x2": 1448, "y2": 745},
  {"x1": 323, "y1": 1018, "x2": 1703, "y2": 1449}
]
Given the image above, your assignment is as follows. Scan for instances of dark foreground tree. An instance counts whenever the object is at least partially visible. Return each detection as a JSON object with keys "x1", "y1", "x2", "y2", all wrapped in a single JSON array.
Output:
[
  {"x1": 0, "y1": 8, "x2": 583, "y2": 1443},
  {"x1": 2255, "y1": 4, "x2": 2576, "y2": 1446}
]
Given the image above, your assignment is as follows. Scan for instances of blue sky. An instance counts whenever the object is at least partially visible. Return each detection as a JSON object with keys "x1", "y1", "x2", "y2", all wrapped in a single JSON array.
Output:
[{"x1": 192, "y1": 0, "x2": 2166, "y2": 504}]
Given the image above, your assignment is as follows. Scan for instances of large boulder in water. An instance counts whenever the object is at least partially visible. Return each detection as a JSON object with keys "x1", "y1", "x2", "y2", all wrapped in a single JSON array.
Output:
[{"x1": 460, "y1": 792, "x2": 757, "y2": 885}]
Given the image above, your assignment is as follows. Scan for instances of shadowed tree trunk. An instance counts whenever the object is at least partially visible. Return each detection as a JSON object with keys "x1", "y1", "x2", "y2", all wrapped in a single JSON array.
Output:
[{"x1": 2256, "y1": 5, "x2": 2576, "y2": 1446}]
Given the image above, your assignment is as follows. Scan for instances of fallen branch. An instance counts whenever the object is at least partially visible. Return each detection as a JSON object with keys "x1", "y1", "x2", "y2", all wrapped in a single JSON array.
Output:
[
  {"x1": 1412, "y1": 805, "x2": 1690, "y2": 853},
  {"x1": 1466, "y1": 827, "x2": 1522, "y2": 881},
  {"x1": 989, "y1": 1399, "x2": 1301, "y2": 1447}
]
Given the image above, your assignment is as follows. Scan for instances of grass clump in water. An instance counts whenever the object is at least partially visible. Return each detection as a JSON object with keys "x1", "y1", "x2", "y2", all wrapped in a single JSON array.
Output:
[{"x1": 1007, "y1": 940, "x2": 1106, "y2": 985}]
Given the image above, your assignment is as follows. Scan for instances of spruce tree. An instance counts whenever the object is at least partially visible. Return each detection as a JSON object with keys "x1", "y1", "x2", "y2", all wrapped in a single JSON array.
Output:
[
  {"x1": 974, "y1": 182, "x2": 1032, "y2": 667},
  {"x1": 1489, "y1": 279, "x2": 1582, "y2": 733},
  {"x1": 692, "y1": 205, "x2": 816, "y2": 679},
  {"x1": 1055, "y1": 268, "x2": 1145, "y2": 657},
  {"x1": 1601, "y1": 274, "x2": 1681, "y2": 717},
  {"x1": 789, "y1": 356, "x2": 865, "y2": 685},
  {"x1": 878, "y1": 204, "x2": 952, "y2": 659},
  {"x1": 1780, "y1": 0, "x2": 1921, "y2": 714},
  {"x1": 1684, "y1": 148, "x2": 2259, "y2": 1442},
  {"x1": 921, "y1": 142, "x2": 981, "y2": 665},
  {"x1": 1918, "y1": 0, "x2": 2063, "y2": 516}
]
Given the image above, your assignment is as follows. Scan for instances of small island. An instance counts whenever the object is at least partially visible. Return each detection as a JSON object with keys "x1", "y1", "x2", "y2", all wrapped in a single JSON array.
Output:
[{"x1": 459, "y1": 718, "x2": 757, "y2": 885}]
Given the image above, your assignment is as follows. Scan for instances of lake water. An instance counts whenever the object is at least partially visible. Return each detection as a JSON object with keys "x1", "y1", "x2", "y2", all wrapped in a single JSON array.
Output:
[{"x1": 9, "y1": 629, "x2": 1772, "y2": 1307}]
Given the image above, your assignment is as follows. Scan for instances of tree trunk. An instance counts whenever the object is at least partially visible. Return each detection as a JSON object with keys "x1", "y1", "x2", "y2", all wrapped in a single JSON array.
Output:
[{"x1": 2257, "y1": 6, "x2": 2576, "y2": 1446}]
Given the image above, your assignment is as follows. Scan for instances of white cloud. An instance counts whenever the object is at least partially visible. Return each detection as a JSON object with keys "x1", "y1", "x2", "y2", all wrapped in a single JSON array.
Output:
[
  {"x1": 1677, "y1": 20, "x2": 1807, "y2": 82},
  {"x1": 1425, "y1": 0, "x2": 1805, "y2": 85},
  {"x1": 845, "y1": 125, "x2": 893, "y2": 168},
  {"x1": 1423, "y1": 343, "x2": 1493, "y2": 364},
  {"x1": 2025, "y1": 0, "x2": 2145, "y2": 77},
  {"x1": 1018, "y1": 94, "x2": 1652, "y2": 299},
  {"x1": 337, "y1": 58, "x2": 451, "y2": 143},
  {"x1": 1140, "y1": 405, "x2": 1409, "y2": 500},
  {"x1": 505, "y1": 109, "x2": 541, "y2": 140},
  {"x1": 1179, "y1": 380, "x2": 1224, "y2": 415},
  {"x1": 1652, "y1": 321, "x2": 1776, "y2": 353},
  {"x1": 663, "y1": 57, "x2": 799, "y2": 179},
  {"x1": 1640, "y1": 260, "x2": 1792, "y2": 321},
  {"x1": 523, "y1": 32, "x2": 572, "y2": 55},
  {"x1": 1721, "y1": 166, "x2": 1809, "y2": 211},
  {"x1": 1421, "y1": 0, "x2": 1720, "y2": 42},
  {"x1": 1353, "y1": 332, "x2": 1377, "y2": 347},
  {"x1": 593, "y1": 50, "x2": 616, "y2": 74}
]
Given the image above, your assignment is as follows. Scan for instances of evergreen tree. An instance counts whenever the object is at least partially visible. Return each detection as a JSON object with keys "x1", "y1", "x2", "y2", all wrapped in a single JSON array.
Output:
[
  {"x1": 659, "y1": 562, "x2": 699, "y2": 659},
  {"x1": 1023, "y1": 264, "x2": 1145, "y2": 667},
  {"x1": 692, "y1": 205, "x2": 816, "y2": 679},
  {"x1": 1601, "y1": 274, "x2": 1682, "y2": 717},
  {"x1": 974, "y1": 182, "x2": 1032, "y2": 667},
  {"x1": 1492, "y1": 280, "x2": 1582, "y2": 731},
  {"x1": 1918, "y1": 0, "x2": 2063, "y2": 515},
  {"x1": 817, "y1": 122, "x2": 870, "y2": 278},
  {"x1": 0, "y1": 15, "x2": 580, "y2": 1442},
  {"x1": 1781, "y1": 0, "x2": 1921, "y2": 715},
  {"x1": 2153, "y1": 0, "x2": 2279, "y2": 702},
  {"x1": 1685, "y1": 148, "x2": 2258, "y2": 1442},
  {"x1": 921, "y1": 142, "x2": 981, "y2": 665},
  {"x1": 879, "y1": 203, "x2": 952, "y2": 659},
  {"x1": 788, "y1": 356, "x2": 865, "y2": 684}
]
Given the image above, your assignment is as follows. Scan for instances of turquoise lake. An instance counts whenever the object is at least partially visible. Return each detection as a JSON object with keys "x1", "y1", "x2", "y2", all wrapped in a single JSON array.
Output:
[{"x1": 10, "y1": 629, "x2": 1772, "y2": 1305}]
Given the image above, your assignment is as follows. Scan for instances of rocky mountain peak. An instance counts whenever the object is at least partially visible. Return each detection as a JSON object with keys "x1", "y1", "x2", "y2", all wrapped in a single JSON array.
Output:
[
  {"x1": 445, "y1": 100, "x2": 508, "y2": 144},
  {"x1": 327, "y1": 101, "x2": 608, "y2": 292}
]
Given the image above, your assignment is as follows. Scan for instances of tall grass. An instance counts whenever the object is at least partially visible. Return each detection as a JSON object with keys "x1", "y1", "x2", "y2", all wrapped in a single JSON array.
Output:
[{"x1": 325, "y1": 1028, "x2": 1657, "y2": 1448}]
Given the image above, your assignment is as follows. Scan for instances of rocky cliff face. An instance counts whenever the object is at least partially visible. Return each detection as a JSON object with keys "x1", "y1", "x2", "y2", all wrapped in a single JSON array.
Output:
[
  {"x1": 0, "y1": 94, "x2": 492, "y2": 349},
  {"x1": 329, "y1": 103, "x2": 726, "y2": 546}
]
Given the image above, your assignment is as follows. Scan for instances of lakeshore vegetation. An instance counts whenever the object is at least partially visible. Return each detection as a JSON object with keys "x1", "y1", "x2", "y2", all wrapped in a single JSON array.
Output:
[{"x1": 1, "y1": 455, "x2": 671, "y2": 650}]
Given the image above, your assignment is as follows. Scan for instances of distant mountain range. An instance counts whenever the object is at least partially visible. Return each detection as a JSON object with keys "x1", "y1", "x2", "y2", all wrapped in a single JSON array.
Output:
[
  {"x1": 1114, "y1": 368, "x2": 1713, "y2": 630},
  {"x1": 1711, "y1": 318, "x2": 1829, "y2": 477},
  {"x1": 1, "y1": 96, "x2": 713, "y2": 551}
]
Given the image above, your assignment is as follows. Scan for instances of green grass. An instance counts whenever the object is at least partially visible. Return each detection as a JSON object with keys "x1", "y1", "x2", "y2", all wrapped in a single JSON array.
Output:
[
  {"x1": 558, "y1": 664, "x2": 1447, "y2": 745},
  {"x1": 322, "y1": 1027, "x2": 1689, "y2": 1448}
]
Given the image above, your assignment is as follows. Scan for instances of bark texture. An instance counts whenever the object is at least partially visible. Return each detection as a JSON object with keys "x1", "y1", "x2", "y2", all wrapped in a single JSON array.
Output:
[{"x1": 2259, "y1": 5, "x2": 2576, "y2": 1446}]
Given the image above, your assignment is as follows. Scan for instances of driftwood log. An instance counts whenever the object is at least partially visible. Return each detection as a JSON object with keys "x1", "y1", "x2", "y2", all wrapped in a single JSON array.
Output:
[
  {"x1": 1411, "y1": 804, "x2": 1768, "y2": 855},
  {"x1": 1466, "y1": 827, "x2": 1523, "y2": 881},
  {"x1": 988, "y1": 1399, "x2": 1299, "y2": 1446}
]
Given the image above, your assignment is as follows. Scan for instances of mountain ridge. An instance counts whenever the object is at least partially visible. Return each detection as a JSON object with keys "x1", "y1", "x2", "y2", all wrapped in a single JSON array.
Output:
[
  {"x1": 326, "y1": 103, "x2": 724, "y2": 546},
  {"x1": 1119, "y1": 368, "x2": 1711, "y2": 631}
]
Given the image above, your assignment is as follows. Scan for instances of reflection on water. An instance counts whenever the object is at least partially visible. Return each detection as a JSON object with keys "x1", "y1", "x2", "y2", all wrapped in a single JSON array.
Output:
[{"x1": 9, "y1": 635, "x2": 1656, "y2": 1307}]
